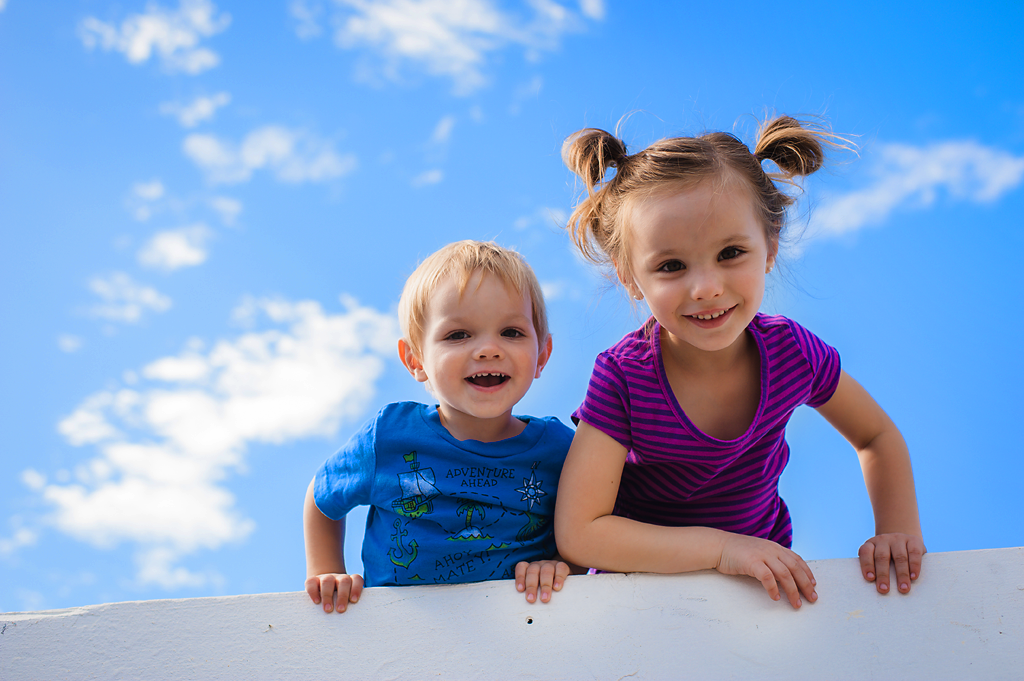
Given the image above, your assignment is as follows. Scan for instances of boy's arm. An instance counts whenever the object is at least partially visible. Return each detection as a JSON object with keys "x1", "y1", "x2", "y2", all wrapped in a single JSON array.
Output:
[
  {"x1": 304, "y1": 478, "x2": 363, "y2": 613},
  {"x1": 816, "y1": 370, "x2": 925, "y2": 595}
]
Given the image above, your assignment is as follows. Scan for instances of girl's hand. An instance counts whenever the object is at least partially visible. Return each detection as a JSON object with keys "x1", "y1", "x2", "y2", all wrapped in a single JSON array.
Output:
[
  {"x1": 717, "y1": 534, "x2": 817, "y2": 609},
  {"x1": 306, "y1": 572, "x2": 364, "y2": 613},
  {"x1": 859, "y1": 533, "x2": 926, "y2": 595},
  {"x1": 515, "y1": 560, "x2": 570, "y2": 603}
]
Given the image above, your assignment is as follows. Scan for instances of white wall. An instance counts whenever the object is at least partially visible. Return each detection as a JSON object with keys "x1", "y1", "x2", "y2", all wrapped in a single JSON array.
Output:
[{"x1": 2, "y1": 547, "x2": 1022, "y2": 680}]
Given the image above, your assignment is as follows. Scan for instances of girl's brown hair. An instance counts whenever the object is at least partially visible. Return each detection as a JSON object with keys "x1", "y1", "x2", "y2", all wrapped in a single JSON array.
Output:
[{"x1": 562, "y1": 115, "x2": 850, "y2": 279}]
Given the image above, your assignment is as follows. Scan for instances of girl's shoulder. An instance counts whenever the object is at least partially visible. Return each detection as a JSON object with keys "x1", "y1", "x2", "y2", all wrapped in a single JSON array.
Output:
[{"x1": 598, "y1": 320, "x2": 657, "y2": 365}]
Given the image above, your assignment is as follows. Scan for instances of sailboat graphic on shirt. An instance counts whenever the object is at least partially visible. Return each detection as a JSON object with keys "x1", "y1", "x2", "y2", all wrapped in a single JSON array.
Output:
[{"x1": 391, "y1": 451, "x2": 440, "y2": 520}]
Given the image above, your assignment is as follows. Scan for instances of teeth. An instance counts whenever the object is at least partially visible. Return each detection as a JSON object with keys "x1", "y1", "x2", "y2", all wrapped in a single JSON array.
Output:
[
  {"x1": 471, "y1": 373, "x2": 505, "y2": 378},
  {"x1": 691, "y1": 310, "x2": 727, "y2": 320}
]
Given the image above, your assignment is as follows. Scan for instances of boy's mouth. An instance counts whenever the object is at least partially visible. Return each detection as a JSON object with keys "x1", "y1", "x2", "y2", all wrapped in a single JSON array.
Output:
[{"x1": 466, "y1": 372, "x2": 510, "y2": 388}]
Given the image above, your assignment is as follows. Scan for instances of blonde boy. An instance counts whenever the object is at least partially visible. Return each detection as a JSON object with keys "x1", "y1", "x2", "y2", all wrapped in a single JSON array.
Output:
[{"x1": 304, "y1": 241, "x2": 574, "y2": 613}]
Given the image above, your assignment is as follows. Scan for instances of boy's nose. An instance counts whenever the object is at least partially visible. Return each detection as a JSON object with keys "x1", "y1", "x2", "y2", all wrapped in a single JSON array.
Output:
[{"x1": 475, "y1": 338, "x2": 503, "y2": 359}]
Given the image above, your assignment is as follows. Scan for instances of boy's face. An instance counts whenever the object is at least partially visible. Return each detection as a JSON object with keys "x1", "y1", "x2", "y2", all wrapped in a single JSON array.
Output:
[{"x1": 399, "y1": 270, "x2": 551, "y2": 442}]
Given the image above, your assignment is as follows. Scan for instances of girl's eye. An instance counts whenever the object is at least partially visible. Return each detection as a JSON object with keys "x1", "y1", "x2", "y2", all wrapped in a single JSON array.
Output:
[
  {"x1": 719, "y1": 246, "x2": 744, "y2": 261},
  {"x1": 659, "y1": 260, "x2": 684, "y2": 272},
  {"x1": 501, "y1": 328, "x2": 526, "y2": 338},
  {"x1": 445, "y1": 331, "x2": 469, "y2": 341}
]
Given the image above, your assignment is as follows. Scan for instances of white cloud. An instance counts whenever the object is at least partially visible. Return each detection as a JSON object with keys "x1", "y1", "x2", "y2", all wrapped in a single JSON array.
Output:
[
  {"x1": 578, "y1": 0, "x2": 604, "y2": 19},
  {"x1": 41, "y1": 296, "x2": 397, "y2": 587},
  {"x1": 431, "y1": 115, "x2": 456, "y2": 144},
  {"x1": 138, "y1": 224, "x2": 212, "y2": 272},
  {"x1": 209, "y1": 196, "x2": 242, "y2": 225},
  {"x1": 160, "y1": 92, "x2": 231, "y2": 127},
  {"x1": 128, "y1": 179, "x2": 167, "y2": 221},
  {"x1": 814, "y1": 140, "x2": 1024, "y2": 237},
  {"x1": 78, "y1": 0, "x2": 231, "y2": 75},
  {"x1": 412, "y1": 168, "x2": 444, "y2": 186},
  {"x1": 184, "y1": 126, "x2": 357, "y2": 185},
  {"x1": 87, "y1": 273, "x2": 172, "y2": 324},
  {"x1": 290, "y1": 0, "x2": 324, "y2": 39},
  {"x1": 133, "y1": 179, "x2": 166, "y2": 201},
  {"x1": 514, "y1": 205, "x2": 567, "y2": 231},
  {"x1": 509, "y1": 74, "x2": 543, "y2": 114},
  {"x1": 330, "y1": 0, "x2": 601, "y2": 94},
  {"x1": 58, "y1": 334, "x2": 84, "y2": 353}
]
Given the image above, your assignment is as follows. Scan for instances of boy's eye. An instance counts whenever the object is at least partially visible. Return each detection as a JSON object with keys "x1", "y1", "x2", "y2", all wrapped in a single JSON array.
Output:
[
  {"x1": 501, "y1": 328, "x2": 526, "y2": 338},
  {"x1": 719, "y1": 246, "x2": 744, "y2": 261},
  {"x1": 658, "y1": 260, "x2": 684, "y2": 272},
  {"x1": 445, "y1": 331, "x2": 469, "y2": 341}
]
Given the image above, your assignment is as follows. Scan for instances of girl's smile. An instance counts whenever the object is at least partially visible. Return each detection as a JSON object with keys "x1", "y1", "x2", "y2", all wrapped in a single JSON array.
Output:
[{"x1": 623, "y1": 177, "x2": 775, "y2": 359}]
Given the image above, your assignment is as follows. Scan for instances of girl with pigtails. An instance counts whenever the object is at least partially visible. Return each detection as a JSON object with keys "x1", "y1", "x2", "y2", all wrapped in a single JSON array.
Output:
[{"x1": 553, "y1": 116, "x2": 925, "y2": 608}]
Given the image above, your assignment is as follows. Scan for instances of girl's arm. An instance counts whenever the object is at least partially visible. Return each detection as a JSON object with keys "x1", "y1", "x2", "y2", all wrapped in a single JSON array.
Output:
[
  {"x1": 815, "y1": 370, "x2": 926, "y2": 594},
  {"x1": 554, "y1": 422, "x2": 817, "y2": 608},
  {"x1": 303, "y1": 478, "x2": 363, "y2": 613}
]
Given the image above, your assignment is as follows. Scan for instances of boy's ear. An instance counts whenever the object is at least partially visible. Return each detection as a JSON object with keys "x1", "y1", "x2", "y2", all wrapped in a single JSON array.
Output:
[
  {"x1": 398, "y1": 339, "x2": 429, "y2": 383},
  {"x1": 534, "y1": 334, "x2": 553, "y2": 379}
]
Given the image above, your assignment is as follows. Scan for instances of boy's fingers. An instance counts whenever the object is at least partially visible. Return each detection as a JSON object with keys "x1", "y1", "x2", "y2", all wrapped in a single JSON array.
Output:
[
  {"x1": 858, "y1": 541, "x2": 876, "y2": 582},
  {"x1": 514, "y1": 561, "x2": 529, "y2": 592},
  {"x1": 320, "y1": 576, "x2": 338, "y2": 613},
  {"x1": 538, "y1": 563, "x2": 556, "y2": 603},
  {"x1": 349, "y1": 575, "x2": 364, "y2": 603},
  {"x1": 553, "y1": 562, "x2": 571, "y2": 591}
]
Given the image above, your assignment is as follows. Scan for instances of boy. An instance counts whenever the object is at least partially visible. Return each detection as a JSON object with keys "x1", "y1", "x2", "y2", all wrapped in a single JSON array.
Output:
[{"x1": 304, "y1": 241, "x2": 575, "y2": 613}]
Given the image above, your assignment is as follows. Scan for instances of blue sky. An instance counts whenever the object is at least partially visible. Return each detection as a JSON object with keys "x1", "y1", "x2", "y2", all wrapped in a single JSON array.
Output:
[{"x1": 1, "y1": 0, "x2": 1022, "y2": 612}]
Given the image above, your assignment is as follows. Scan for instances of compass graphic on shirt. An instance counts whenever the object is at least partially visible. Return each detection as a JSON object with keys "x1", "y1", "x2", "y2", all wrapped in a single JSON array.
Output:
[{"x1": 514, "y1": 461, "x2": 547, "y2": 510}]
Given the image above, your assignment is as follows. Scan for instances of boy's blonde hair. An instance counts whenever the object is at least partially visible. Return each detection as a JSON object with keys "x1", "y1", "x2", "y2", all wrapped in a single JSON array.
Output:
[{"x1": 398, "y1": 240, "x2": 549, "y2": 357}]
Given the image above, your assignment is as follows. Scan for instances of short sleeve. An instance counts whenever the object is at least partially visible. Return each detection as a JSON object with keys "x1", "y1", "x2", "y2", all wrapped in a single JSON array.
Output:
[
  {"x1": 572, "y1": 351, "x2": 634, "y2": 451},
  {"x1": 313, "y1": 414, "x2": 377, "y2": 520},
  {"x1": 787, "y1": 319, "x2": 842, "y2": 408}
]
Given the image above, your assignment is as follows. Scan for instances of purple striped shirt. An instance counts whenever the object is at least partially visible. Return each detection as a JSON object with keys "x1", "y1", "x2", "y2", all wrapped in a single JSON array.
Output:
[{"x1": 573, "y1": 313, "x2": 841, "y2": 548}]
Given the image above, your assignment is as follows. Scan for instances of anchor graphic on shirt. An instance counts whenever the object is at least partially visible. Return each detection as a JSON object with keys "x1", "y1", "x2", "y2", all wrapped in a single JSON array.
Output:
[{"x1": 388, "y1": 518, "x2": 419, "y2": 568}]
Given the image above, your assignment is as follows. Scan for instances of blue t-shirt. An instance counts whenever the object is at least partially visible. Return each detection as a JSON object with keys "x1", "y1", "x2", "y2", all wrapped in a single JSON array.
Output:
[{"x1": 314, "y1": 401, "x2": 574, "y2": 587}]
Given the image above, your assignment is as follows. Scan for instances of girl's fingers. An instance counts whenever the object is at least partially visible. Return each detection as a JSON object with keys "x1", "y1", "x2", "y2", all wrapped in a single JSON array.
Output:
[
  {"x1": 872, "y1": 544, "x2": 892, "y2": 594},
  {"x1": 752, "y1": 563, "x2": 782, "y2": 603},
  {"x1": 908, "y1": 539, "x2": 926, "y2": 581},
  {"x1": 858, "y1": 541, "x2": 877, "y2": 582}
]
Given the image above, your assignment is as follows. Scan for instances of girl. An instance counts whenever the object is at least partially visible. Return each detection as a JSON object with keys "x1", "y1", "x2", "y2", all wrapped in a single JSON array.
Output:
[{"x1": 554, "y1": 115, "x2": 925, "y2": 609}]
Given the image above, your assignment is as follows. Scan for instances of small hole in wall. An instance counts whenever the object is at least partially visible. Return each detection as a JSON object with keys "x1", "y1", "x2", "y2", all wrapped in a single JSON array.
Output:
[{"x1": 526, "y1": 617, "x2": 534, "y2": 625}]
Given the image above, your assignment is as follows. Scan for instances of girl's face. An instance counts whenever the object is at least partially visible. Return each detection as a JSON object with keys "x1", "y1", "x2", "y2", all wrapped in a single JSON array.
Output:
[{"x1": 621, "y1": 178, "x2": 775, "y2": 357}]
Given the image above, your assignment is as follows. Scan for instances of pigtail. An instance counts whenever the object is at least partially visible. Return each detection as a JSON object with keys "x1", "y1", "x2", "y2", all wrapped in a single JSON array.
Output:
[
  {"x1": 561, "y1": 128, "x2": 630, "y2": 265},
  {"x1": 754, "y1": 115, "x2": 853, "y2": 179}
]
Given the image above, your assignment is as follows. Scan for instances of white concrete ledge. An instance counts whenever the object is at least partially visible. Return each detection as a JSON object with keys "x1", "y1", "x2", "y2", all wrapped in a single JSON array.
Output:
[{"x1": 2, "y1": 547, "x2": 1022, "y2": 680}]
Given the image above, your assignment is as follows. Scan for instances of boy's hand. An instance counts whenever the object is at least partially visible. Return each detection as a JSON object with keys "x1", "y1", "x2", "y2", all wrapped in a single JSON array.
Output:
[
  {"x1": 515, "y1": 560, "x2": 570, "y2": 604},
  {"x1": 306, "y1": 572, "x2": 364, "y2": 614},
  {"x1": 716, "y1": 533, "x2": 817, "y2": 609},
  {"x1": 859, "y1": 533, "x2": 926, "y2": 595}
]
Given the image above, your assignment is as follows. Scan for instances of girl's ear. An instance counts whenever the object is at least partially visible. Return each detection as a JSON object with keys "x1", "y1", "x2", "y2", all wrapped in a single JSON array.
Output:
[
  {"x1": 398, "y1": 338, "x2": 429, "y2": 383},
  {"x1": 766, "y1": 244, "x2": 778, "y2": 274},
  {"x1": 615, "y1": 263, "x2": 643, "y2": 301}
]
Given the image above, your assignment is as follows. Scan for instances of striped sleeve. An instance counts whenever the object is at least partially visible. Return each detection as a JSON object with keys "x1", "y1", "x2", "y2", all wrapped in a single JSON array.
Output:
[
  {"x1": 573, "y1": 351, "x2": 633, "y2": 451},
  {"x1": 787, "y1": 319, "x2": 842, "y2": 408}
]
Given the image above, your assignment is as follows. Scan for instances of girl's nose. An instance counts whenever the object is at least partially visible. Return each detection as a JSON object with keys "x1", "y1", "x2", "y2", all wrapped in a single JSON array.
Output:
[{"x1": 689, "y1": 267, "x2": 724, "y2": 300}]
